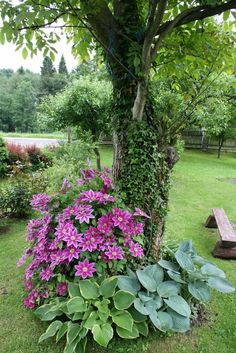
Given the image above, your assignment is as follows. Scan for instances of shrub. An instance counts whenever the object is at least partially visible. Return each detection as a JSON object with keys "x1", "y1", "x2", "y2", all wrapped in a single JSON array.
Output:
[
  {"x1": 7, "y1": 142, "x2": 29, "y2": 166},
  {"x1": 0, "y1": 137, "x2": 8, "y2": 176},
  {"x1": 0, "y1": 172, "x2": 47, "y2": 218},
  {"x1": 44, "y1": 141, "x2": 95, "y2": 193},
  {"x1": 25, "y1": 145, "x2": 44, "y2": 170}
]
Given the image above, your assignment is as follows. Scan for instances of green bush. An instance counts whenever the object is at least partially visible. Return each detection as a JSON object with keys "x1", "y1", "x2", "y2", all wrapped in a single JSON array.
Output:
[
  {"x1": 44, "y1": 140, "x2": 95, "y2": 193},
  {"x1": 0, "y1": 172, "x2": 47, "y2": 218},
  {"x1": 0, "y1": 137, "x2": 8, "y2": 176}
]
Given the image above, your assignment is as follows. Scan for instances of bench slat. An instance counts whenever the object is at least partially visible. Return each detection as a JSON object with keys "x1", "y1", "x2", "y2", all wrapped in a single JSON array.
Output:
[{"x1": 213, "y1": 208, "x2": 236, "y2": 247}]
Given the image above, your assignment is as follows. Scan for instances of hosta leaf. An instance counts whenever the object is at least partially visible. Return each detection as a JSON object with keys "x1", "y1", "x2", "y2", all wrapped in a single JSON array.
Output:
[
  {"x1": 68, "y1": 282, "x2": 81, "y2": 297},
  {"x1": 92, "y1": 323, "x2": 113, "y2": 347},
  {"x1": 34, "y1": 304, "x2": 62, "y2": 321},
  {"x1": 79, "y1": 280, "x2": 99, "y2": 299},
  {"x1": 128, "y1": 307, "x2": 147, "y2": 322},
  {"x1": 188, "y1": 281, "x2": 211, "y2": 302},
  {"x1": 164, "y1": 295, "x2": 191, "y2": 317},
  {"x1": 111, "y1": 310, "x2": 134, "y2": 330},
  {"x1": 118, "y1": 276, "x2": 141, "y2": 294},
  {"x1": 114, "y1": 290, "x2": 135, "y2": 310},
  {"x1": 136, "y1": 321, "x2": 149, "y2": 337},
  {"x1": 167, "y1": 270, "x2": 186, "y2": 284},
  {"x1": 116, "y1": 324, "x2": 139, "y2": 339},
  {"x1": 75, "y1": 337, "x2": 87, "y2": 353},
  {"x1": 157, "y1": 281, "x2": 181, "y2": 297},
  {"x1": 99, "y1": 276, "x2": 118, "y2": 298},
  {"x1": 201, "y1": 263, "x2": 225, "y2": 278},
  {"x1": 138, "y1": 291, "x2": 152, "y2": 302},
  {"x1": 67, "y1": 323, "x2": 81, "y2": 345},
  {"x1": 136, "y1": 265, "x2": 163, "y2": 292},
  {"x1": 207, "y1": 277, "x2": 235, "y2": 293},
  {"x1": 83, "y1": 311, "x2": 100, "y2": 329},
  {"x1": 178, "y1": 240, "x2": 196, "y2": 255},
  {"x1": 175, "y1": 250, "x2": 195, "y2": 272},
  {"x1": 158, "y1": 259, "x2": 179, "y2": 272},
  {"x1": 56, "y1": 322, "x2": 69, "y2": 343},
  {"x1": 167, "y1": 308, "x2": 190, "y2": 332},
  {"x1": 134, "y1": 298, "x2": 148, "y2": 315},
  {"x1": 39, "y1": 320, "x2": 62, "y2": 343},
  {"x1": 149, "y1": 312, "x2": 173, "y2": 332},
  {"x1": 67, "y1": 297, "x2": 86, "y2": 314}
]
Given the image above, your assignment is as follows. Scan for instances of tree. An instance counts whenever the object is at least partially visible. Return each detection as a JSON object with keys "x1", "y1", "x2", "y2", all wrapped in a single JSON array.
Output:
[
  {"x1": 41, "y1": 56, "x2": 56, "y2": 76},
  {"x1": 58, "y1": 55, "x2": 68, "y2": 74},
  {"x1": 1, "y1": 1, "x2": 236, "y2": 256},
  {"x1": 194, "y1": 73, "x2": 236, "y2": 158},
  {"x1": 37, "y1": 77, "x2": 112, "y2": 169}
]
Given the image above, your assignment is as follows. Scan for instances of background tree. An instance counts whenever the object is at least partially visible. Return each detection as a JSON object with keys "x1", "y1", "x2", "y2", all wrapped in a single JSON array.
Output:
[
  {"x1": 1, "y1": 0, "x2": 236, "y2": 255},
  {"x1": 38, "y1": 77, "x2": 112, "y2": 169},
  {"x1": 58, "y1": 55, "x2": 68, "y2": 75}
]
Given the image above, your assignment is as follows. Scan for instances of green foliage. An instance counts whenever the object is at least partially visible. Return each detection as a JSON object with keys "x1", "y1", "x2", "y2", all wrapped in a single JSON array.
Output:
[
  {"x1": 43, "y1": 141, "x2": 95, "y2": 193},
  {"x1": 0, "y1": 137, "x2": 8, "y2": 176},
  {"x1": 37, "y1": 77, "x2": 112, "y2": 141},
  {"x1": 0, "y1": 172, "x2": 47, "y2": 218},
  {"x1": 117, "y1": 240, "x2": 234, "y2": 334},
  {"x1": 58, "y1": 55, "x2": 68, "y2": 75},
  {"x1": 35, "y1": 277, "x2": 140, "y2": 352}
]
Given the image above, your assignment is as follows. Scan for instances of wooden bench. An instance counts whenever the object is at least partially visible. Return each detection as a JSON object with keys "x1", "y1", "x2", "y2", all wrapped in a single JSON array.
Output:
[{"x1": 205, "y1": 208, "x2": 236, "y2": 259}]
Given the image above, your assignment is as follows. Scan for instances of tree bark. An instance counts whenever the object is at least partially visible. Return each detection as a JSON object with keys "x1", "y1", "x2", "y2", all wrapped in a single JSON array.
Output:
[{"x1": 94, "y1": 147, "x2": 101, "y2": 171}]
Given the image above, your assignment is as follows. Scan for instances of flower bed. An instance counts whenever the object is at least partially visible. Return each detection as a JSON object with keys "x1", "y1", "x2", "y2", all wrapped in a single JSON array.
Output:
[{"x1": 18, "y1": 167, "x2": 235, "y2": 353}]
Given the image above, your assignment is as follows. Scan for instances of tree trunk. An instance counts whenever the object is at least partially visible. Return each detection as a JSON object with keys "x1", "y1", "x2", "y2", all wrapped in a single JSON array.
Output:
[
  {"x1": 111, "y1": 77, "x2": 178, "y2": 257},
  {"x1": 94, "y1": 147, "x2": 101, "y2": 171},
  {"x1": 217, "y1": 133, "x2": 224, "y2": 159}
]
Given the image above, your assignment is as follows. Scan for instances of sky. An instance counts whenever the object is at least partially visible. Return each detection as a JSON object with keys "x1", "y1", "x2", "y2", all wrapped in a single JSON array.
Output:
[{"x1": 0, "y1": 36, "x2": 79, "y2": 73}]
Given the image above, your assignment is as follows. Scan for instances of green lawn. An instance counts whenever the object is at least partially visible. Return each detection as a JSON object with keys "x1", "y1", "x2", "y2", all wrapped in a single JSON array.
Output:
[
  {"x1": 1, "y1": 150, "x2": 236, "y2": 353},
  {"x1": 0, "y1": 131, "x2": 64, "y2": 139}
]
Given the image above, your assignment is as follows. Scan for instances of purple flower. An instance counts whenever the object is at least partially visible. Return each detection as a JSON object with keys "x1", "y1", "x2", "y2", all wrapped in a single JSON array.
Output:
[
  {"x1": 74, "y1": 204, "x2": 95, "y2": 224},
  {"x1": 129, "y1": 241, "x2": 144, "y2": 257},
  {"x1": 23, "y1": 289, "x2": 39, "y2": 309},
  {"x1": 75, "y1": 259, "x2": 96, "y2": 279},
  {"x1": 63, "y1": 227, "x2": 82, "y2": 248},
  {"x1": 31, "y1": 193, "x2": 51, "y2": 213},
  {"x1": 77, "y1": 178, "x2": 85, "y2": 186},
  {"x1": 105, "y1": 246, "x2": 124, "y2": 260},
  {"x1": 50, "y1": 250, "x2": 65, "y2": 267},
  {"x1": 100, "y1": 172, "x2": 113, "y2": 190},
  {"x1": 77, "y1": 190, "x2": 115, "y2": 204},
  {"x1": 78, "y1": 233, "x2": 100, "y2": 252},
  {"x1": 80, "y1": 168, "x2": 95, "y2": 181},
  {"x1": 112, "y1": 208, "x2": 132, "y2": 230},
  {"x1": 40, "y1": 266, "x2": 54, "y2": 281},
  {"x1": 61, "y1": 178, "x2": 72, "y2": 194},
  {"x1": 97, "y1": 214, "x2": 113, "y2": 234},
  {"x1": 56, "y1": 282, "x2": 68, "y2": 296},
  {"x1": 63, "y1": 246, "x2": 80, "y2": 262},
  {"x1": 133, "y1": 207, "x2": 151, "y2": 219}
]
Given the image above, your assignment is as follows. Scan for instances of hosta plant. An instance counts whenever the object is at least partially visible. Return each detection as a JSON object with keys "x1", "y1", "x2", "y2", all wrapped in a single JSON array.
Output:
[
  {"x1": 35, "y1": 277, "x2": 148, "y2": 353},
  {"x1": 118, "y1": 240, "x2": 235, "y2": 333}
]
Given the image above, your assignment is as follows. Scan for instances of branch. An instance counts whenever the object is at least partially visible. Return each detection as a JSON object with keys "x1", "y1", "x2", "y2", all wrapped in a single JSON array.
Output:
[
  {"x1": 18, "y1": 13, "x2": 67, "y2": 31},
  {"x1": 157, "y1": 0, "x2": 236, "y2": 36}
]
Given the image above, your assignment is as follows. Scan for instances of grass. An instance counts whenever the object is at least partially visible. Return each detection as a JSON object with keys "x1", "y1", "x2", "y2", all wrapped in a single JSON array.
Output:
[
  {"x1": 1, "y1": 149, "x2": 236, "y2": 353},
  {"x1": 0, "y1": 131, "x2": 64, "y2": 139}
]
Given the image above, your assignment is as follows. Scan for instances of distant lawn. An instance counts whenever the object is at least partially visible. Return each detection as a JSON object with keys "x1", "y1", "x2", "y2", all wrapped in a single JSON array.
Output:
[
  {"x1": 0, "y1": 149, "x2": 236, "y2": 353},
  {"x1": 0, "y1": 132, "x2": 64, "y2": 139}
]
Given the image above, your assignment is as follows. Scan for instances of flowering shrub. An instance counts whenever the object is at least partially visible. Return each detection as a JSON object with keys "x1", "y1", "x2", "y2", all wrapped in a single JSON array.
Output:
[{"x1": 18, "y1": 167, "x2": 149, "y2": 309}]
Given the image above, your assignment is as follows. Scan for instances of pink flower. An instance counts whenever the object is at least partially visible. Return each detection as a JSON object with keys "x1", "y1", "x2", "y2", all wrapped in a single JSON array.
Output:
[
  {"x1": 133, "y1": 207, "x2": 151, "y2": 219},
  {"x1": 63, "y1": 227, "x2": 82, "y2": 248},
  {"x1": 75, "y1": 259, "x2": 96, "y2": 279},
  {"x1": 61, "y1": 178, "x2": 72, "y2": 194},
  {"x1": 31, "y1": 193, "x2": 51, "y2": 213},
  {"x1": 78, "y1": 233, "x2": 100, "y2": 252},
  {"x1": 77, "y1": 190, "x2": 115, "y2": 204},
  {"x1": 80, "y1": 168, "x2": 95, "y2": 180},
  {"x1": 63, "y1": 247, "x2": 80, "y2": 262},
  {"x1": 74, "y1": 204, "x2": 95, "y2": 224},
  {"x1": 56, "y1": 282, "x2": 68, "y2": 296},
  {"x1": 40, "y1": 266, "x2": 54, "y2": 281},
  {"x1": 50, "y1": 251, "x2": 65, "y2": 267},
  {"x1": 129, "y1": 241, "x2": 144, "y2": 257},
  {"x1": 112, "y1": 208, "x2": 132, "y2": 230},
  {"x1": 77, "y1": 178, "x2": 85, "y2": 186},
  {"x1": 105, "y1": 246, "x2": 124, "y2": 260},
  {"x1": 100, "y1": 172, "x2": 113, "y2": 190},
  {"x1": 97, "y1": 214, "x2": 113, "y2": 234},
  {"x1": 55, "y1": 221, "x2": 74, "y2": 241},
  {"x1": 23, "y1": 289, "x2": 39, "y2": 309}
]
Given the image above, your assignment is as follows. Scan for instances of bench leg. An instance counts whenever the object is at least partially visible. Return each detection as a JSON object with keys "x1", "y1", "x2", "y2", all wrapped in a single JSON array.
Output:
[
  {"x1": 212, "y1": 241, "x2": 236, "y2": 259},
  {"x1": 205, "y1": 214, "x2": 217, "y2": 228}
]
